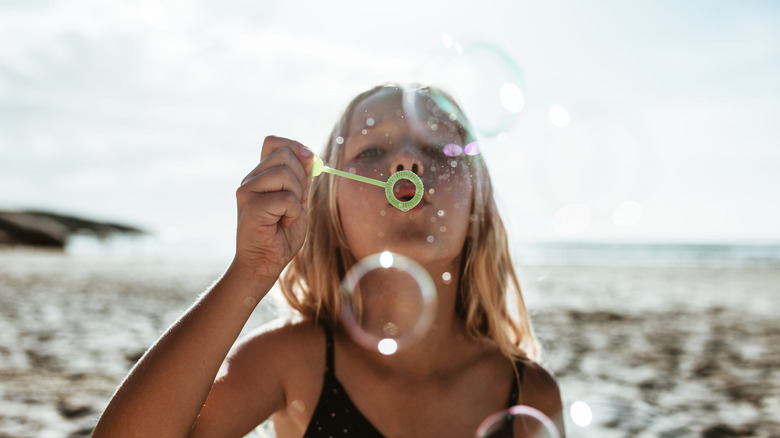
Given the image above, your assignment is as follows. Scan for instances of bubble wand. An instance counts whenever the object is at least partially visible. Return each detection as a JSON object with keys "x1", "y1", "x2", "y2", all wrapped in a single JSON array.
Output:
[{"x1": 308, "y1": 153, "x2": 424, "y2": 212}]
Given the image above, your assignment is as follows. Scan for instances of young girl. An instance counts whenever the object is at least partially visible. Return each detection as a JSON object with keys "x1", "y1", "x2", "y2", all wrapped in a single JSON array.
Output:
[{"x1": 94, "y1": 84, "x2": 564, "y2": 437}]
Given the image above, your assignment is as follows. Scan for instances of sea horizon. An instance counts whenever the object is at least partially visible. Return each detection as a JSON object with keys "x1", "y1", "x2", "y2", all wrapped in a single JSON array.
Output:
[{"x1": 5, "y1": 234, "x2": 780, "y2": 269}]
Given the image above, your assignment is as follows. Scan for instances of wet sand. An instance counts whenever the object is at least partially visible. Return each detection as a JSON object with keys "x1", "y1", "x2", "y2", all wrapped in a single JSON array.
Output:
[{"x1": 1, "y1": 250, "x2": 778, "y2": 437}]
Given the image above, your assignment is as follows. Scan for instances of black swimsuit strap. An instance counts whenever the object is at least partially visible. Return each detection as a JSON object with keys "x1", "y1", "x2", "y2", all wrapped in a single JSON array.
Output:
[
  {"x1": 507, "y1": 361, "x2": 524, "y2": 408},
  {"x1": 323, "y1": 325, "x2": 335, "y2": 373}
]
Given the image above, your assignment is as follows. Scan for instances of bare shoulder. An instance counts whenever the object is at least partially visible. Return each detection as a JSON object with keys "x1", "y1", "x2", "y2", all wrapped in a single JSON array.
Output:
[
  {"x1": 193, "y1": 319, "x2": 327, "y2": 436},
  {"x1": 225, "y1": 318, "x2": 325, "y2": 379},
  {"x1": 521, "y1": 360, "x2": 565, "y2": 434}
]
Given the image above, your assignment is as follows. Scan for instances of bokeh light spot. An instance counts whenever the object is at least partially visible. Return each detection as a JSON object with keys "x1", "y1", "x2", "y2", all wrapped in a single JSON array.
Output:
[
  {"x1": 570, "y1": 401, "x2": 593, "y2": 427},
  {"x1": 612, "y1": 201, "x2": 643, "y2": 228},
  {"x1": 377, "y1": 338, "x2": 398, "y2": 355},
  {"x1": 442, "y1": 33, "x2": 453, "y2": 49},
  {"x1": 464, "y1": 142, "x2": 480, "y2": 156},
  {"x1": 499, "y1": 83, "x2": 525, "y2": 113},
  {"x1": 443, "y1": 143, "x2": 463, "y2": 157},
  {"x1": 379, "y1": 251, "x2": 394, "y2": 268},
  {"x1": 549, "y1": 105, "x2": 571, "y2": 128}
]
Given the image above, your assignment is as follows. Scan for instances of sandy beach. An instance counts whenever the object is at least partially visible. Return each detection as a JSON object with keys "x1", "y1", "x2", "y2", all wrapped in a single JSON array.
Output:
[{"x1": 1, "y1": 249, "x2": 778, "y2": 437}]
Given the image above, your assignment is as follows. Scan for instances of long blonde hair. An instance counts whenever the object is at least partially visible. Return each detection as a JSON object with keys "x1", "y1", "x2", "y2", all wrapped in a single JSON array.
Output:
[{"x1": 279, "y1": 84, "x2": 540, "y2": 361}]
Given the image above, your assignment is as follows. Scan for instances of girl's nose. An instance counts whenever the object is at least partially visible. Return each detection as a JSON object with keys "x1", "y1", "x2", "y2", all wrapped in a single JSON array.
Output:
[{"x1": 390, "y1": 149, "x2": 424, "y2": 176}]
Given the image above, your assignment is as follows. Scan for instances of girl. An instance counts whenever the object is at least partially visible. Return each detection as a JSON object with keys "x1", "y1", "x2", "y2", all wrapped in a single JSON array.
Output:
[{"x1": 94, "y1": 84, "x2": 564, "y2": 437}]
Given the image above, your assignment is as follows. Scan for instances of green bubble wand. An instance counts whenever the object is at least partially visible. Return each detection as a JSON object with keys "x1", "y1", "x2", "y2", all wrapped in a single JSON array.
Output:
[{"x1": 308, "y1": 153, "x2": 424, "y2": 212}]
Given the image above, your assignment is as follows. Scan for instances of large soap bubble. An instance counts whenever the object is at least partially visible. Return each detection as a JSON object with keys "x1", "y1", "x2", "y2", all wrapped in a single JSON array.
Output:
[
  {"x1": 422, "y1": 41, "x2": 526, "y2": 138},
  {"x1": 340, "y1": 251, "x2": 437, "y2": 355}
]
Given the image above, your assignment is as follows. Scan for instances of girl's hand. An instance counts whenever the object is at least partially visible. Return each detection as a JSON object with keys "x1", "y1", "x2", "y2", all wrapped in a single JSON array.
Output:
[{"x1": 233, "y1": 136, "x2": 313, "y2": 282}]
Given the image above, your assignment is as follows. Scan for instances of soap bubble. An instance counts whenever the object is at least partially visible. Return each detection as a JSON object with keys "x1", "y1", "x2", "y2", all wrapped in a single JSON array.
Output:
[
  {"x1": 476, "y1": 405, "x2": 561, "y2": 438},
  {"x1": 421, "y1": 41, "x2": 526, "y2": 137},
  {"x1": 340, "y1": 251, "x2": 437, "y2": 355}
]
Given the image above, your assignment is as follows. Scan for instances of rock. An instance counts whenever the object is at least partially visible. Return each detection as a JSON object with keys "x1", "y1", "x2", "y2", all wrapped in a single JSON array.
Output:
[
  {"x1": 0, "y1": 209, "x2": 144, "y2": 249},
  {"x1": 0, "y1": 211, "x2": 68, "y2": 247}
]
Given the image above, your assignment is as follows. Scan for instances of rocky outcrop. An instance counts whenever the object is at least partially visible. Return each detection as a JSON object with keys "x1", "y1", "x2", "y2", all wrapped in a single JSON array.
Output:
[{"x1": 0, "y1": 210, "x2": 144, "y2": 249}]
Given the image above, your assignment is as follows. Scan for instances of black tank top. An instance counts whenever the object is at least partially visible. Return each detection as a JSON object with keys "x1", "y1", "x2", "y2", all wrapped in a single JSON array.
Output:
[{"x1": 302, "y1": 326, "x2": 523, "y2": 438}]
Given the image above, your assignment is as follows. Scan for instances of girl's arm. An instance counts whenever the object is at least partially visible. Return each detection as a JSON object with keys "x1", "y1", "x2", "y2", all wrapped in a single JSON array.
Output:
[{"x1": 93, "y1": 136, "x2": 314, "y2": 437}]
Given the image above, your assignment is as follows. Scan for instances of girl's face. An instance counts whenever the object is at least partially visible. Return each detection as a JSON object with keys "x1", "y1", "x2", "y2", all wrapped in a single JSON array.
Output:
[{"x1": 336, "y1": 88, "x2": 474, "y2": 268}]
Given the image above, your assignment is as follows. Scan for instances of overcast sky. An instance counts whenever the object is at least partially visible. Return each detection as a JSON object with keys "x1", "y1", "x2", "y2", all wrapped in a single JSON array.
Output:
[{"x1": 1, "y1": 0, "x2": 779, "y2": 255}]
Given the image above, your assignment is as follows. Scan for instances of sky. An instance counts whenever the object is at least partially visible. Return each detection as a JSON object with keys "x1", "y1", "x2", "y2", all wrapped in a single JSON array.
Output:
[{"x1": 1, "y1": 0, "x2": 779, "y2": 256}]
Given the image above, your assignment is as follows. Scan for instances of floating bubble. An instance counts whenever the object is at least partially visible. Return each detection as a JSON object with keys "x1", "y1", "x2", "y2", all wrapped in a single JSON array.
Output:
[
  {"x1": 340, "y1": 251, "x2": 437, "y2": 355},
  {"x1": 476, "y1": 405, "x2": 561, "y2": 438},
  {"x1": 422, "y1": 41, "x2": 526, "y2": 137}
]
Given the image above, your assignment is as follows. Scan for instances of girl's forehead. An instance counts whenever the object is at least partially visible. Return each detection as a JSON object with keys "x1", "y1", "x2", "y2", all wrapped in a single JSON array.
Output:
[
  {"x1": 348, "y1": 89, "x2": 405, "y2": 129},
  {"x1": 346, "y1": 88, "x2": 455, "y2": 137}
]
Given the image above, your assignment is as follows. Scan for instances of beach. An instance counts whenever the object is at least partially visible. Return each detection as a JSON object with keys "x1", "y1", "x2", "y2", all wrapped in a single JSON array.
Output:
[{"x1": 1, "y1": 248, "x2": 778, "y2": 437}]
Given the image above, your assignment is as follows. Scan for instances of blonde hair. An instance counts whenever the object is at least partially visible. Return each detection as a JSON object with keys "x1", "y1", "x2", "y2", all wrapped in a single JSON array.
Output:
[{"x1": 279, "y1": 84, "x2": 540, "y2": 361}]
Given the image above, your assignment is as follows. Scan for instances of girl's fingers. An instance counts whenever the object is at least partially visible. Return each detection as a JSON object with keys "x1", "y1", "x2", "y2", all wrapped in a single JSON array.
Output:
[
  {"x1": 238, "y1": 165, "x2": 306, "y2": 203},
  {"x1": 242, "y1": 191, "x2": 305, "y2": 229}
]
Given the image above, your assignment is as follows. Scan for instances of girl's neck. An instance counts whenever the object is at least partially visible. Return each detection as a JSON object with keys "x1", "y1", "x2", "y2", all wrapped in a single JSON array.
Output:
[{"x1": 349, "y1": 261, "x2": 477, "y2": 379}]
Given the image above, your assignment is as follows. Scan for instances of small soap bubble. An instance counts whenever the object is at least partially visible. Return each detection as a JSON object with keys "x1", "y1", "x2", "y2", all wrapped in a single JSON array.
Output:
[
  {"x1": 340, "y1": 252, "x2": 437, "y2": 355},
  {"x1": 428, "y1": 188, "x2": 436, "y2": 195},
  {"x1": 361, "y1": 129, "x2": 368, "y2": 135},
  {"x1": 437, "y1": 210, "x2": 445, "y2": 217},
  {"x1": 476, "y1": 405, "x2": 561, "y2": 438},
  {"x1": 439, "y1": 226, "x2": 446, "y2": 232},
  {"x1": 442, "y1": 272, "x2": 452, "y2": 282},
  {"x1": 427, "y1": 235, "x2": 435, "y2": 243},
  {"x1": 379, "y1": 209, "x2": 387, "y2": 217},
  {"x1": 335, "y1": 136, "x2": 344, "y2": 145},
  {"x1": 243, "y1": 296, "x2": 257, "y2": 309},
  {"x1": 366, "y1": 117, "x2": 375, "y2": 126},
  {"x1": 289, "y1": 399, "x2": 306, "y2": 416}
]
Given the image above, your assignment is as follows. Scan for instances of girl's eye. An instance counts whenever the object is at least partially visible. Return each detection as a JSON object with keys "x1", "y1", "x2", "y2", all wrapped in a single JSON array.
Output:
[
  {"x1": 356, "y1": 147, "x2": 384, "y2": 159},
  {"x1": 424, "y1": 143, "x2": 448, "y2": 157}
]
